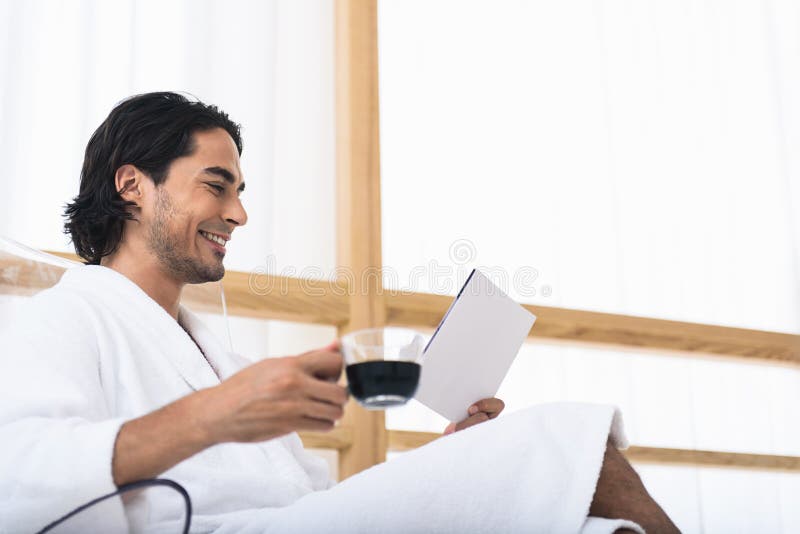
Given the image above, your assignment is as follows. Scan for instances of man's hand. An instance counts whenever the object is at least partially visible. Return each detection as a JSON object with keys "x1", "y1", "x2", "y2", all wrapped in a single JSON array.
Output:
[
  {"x1": 112, "y1": 341, "x2": 348, "y2": 486},
  {"x1": 442, "y1": 397, "x2": 505, "y2": 435},
  {"x1": 200, "y1": 342, "x2": 349, "y2": 444}
]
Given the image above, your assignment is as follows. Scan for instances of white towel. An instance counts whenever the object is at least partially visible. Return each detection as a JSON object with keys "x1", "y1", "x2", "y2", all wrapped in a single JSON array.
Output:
[{"x1": 161, "y1": 403, "x2": 642, "y2": 534}]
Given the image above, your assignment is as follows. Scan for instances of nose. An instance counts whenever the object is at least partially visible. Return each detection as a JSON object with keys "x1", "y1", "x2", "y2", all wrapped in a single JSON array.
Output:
[{"x1": 225, "y1": 195, "x2": 248, "y2": 228}]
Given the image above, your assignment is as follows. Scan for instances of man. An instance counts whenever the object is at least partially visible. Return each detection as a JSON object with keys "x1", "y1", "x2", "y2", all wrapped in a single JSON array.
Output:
[{"x1": 0, "y1": 93, "x2": 677, "y2": 533}]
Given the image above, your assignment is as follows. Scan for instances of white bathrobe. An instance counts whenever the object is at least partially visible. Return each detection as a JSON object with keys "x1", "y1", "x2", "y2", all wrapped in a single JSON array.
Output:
[
  {"x1": 0, "y1": 265, "x2": 331, "y2": 533},
  {"x1": 0, "y1": 265, "x2": 643, "y2": 534}
]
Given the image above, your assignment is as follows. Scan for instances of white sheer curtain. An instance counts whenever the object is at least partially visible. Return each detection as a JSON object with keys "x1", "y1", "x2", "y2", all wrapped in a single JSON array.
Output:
[
  {"x1": 378, "y1": 1, "x2": 800, "y2": 532},
  {"x1": 0, "y1": 0, "x2": 338, "y2": 360}
]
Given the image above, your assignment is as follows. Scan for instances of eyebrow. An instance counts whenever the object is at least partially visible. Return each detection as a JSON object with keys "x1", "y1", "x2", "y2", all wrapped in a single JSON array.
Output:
[{"x1": 203, "y1": 166, "x2": 245, "y2": 193}]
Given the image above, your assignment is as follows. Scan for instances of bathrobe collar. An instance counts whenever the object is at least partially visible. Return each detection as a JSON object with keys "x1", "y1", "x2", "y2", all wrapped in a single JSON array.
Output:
[{"x1": 60, "y1": 265, "x2": 238, "y2": 391}]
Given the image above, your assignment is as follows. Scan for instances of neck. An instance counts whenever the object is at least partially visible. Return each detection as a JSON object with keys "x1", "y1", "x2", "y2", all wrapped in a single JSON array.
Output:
[{"x1": 100, "y1": 246, "x2": 184, "y2": 320}]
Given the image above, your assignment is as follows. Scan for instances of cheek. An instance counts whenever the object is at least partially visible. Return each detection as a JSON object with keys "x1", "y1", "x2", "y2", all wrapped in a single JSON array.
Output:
[
  {"x1": 188, "y1": 219, "x2": 207, "y2": 245},
  {"x1": 188, "y1": 224, "x2": 202, "y2": 243}
]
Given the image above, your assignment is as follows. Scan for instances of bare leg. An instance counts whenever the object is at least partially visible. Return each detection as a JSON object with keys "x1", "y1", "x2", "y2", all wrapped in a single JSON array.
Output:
[{"x1": 590, "y1": 441, "x2": 681, "y2": 533}]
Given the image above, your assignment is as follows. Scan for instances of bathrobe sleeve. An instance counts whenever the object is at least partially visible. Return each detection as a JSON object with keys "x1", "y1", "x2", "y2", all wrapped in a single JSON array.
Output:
[{"x1": 0, "y1": 289, "x2": 128, "y2": 533}]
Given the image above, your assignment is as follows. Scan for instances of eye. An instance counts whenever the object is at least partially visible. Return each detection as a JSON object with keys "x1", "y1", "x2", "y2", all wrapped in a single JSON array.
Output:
[{"x1": 207, "y1": 183, "x2": 225, "y2": 194}]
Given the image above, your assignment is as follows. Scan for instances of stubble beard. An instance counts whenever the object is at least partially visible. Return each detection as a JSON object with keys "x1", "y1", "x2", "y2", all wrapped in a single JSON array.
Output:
[{"x1": 147, "y1": 187, "x2": 225, "y2": 284}]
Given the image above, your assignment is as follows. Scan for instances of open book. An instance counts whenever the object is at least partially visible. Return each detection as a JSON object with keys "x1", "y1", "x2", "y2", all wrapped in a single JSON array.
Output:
[{"x1": 414, "y1": 269, "x2": 537, "y2": 422}]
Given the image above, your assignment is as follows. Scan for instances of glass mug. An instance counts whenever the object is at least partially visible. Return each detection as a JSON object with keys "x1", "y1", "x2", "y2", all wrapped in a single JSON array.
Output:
[{"x1": 340, "y1": 327, "x2": 425, "y2": 409}]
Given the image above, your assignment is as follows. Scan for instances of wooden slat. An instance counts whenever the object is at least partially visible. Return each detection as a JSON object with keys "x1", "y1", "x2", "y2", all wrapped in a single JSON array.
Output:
[
  {"x1": 299, "y1": 426, "x2": 354, "y2": 451},
  {"x1": 386, "y1": 430, "x2": 800, "y2": 472},
  {"x1": 387, "y1": 429, "x2": 438, "y2": 451},
  {"x1": 14, "y1": 251, "x2": 800, "y2": 364},
  {"x1": 334, "y1": 0, "x2": 388, "y2": 480},
  {"x1": 185, "y1": 270, "x2": 349, "y2": 326},
  {"x1": 386, "y1": 292, "x2": 800, "y2": 364},
  {"x1": 0, "y1": 251, "x2": 74, "y2": 296},
  {"x1": 625, "y1": 445, "x2": 800, "y2": 472}
]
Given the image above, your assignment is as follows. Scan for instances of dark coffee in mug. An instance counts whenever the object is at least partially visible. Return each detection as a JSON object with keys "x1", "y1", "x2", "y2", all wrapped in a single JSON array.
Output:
[{"x1": 346, "y1": 360, "x2": 421, "y2": 409}]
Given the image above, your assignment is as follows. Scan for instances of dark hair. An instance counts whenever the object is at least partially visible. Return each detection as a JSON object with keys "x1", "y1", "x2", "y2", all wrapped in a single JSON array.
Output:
[{"x1": 63, "y1": 91, "x2": 243, "y2": 265}]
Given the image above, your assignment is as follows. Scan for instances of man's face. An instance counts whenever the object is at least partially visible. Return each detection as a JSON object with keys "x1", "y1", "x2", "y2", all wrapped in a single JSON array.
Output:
[{"x1": 143, "y1": 128, "x2": 247, "y2": 284}]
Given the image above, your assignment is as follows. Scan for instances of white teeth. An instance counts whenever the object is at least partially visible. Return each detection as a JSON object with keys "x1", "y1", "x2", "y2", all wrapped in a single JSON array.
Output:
[{"x1": 200, "y1": 231, "x2": 226, "y2": 247}]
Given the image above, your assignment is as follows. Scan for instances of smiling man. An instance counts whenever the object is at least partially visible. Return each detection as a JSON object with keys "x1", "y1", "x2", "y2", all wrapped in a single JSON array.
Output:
[
  {"x1": 0, "y1": 92, "x2": 676, "y2": 533},
  {"x1": 99, "y1": 129, "x2": 246, "y2": 314}
]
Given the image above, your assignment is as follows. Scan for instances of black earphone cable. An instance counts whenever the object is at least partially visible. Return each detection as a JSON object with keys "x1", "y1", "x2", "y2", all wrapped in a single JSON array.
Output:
[{"x1": 37, "y1": 478, "x2": 191, "y2": 534}]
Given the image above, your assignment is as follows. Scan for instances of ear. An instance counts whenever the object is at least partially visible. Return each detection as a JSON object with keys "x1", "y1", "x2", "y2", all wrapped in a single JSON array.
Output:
[{"x1": 115, "y1": 164, "x2": 145, "y2": 204}]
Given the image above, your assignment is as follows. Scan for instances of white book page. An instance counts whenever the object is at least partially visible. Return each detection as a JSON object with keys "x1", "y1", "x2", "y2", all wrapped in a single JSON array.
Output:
[{"x1": 414, "y1": 270, "x2": 537, "y2": 422}]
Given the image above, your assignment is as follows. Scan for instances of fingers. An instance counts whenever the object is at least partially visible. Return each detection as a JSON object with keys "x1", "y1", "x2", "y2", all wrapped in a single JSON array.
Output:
[
  {"x1": 301, "y1": 398, "x2": 345, "y2": 423},
  {"x1": 298, "y1": 349, "x2": 343, "y2": 381},
  {"x1": 468, "y1": 397, "x2": 505, "y2": 419},
  {"x1": 455, "y1": 412, "x2": 490, "y2": 432},
  {"x1": 305, "y1": 375, "x2": 349, "y2": 406},
  {"x1": 446, "y1": 398, "x2": 506, "y2": 435}
]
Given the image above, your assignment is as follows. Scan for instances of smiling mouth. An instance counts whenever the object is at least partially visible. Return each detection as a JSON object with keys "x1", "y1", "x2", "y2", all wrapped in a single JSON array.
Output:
[{"x1": 199, "y1": 230, "x2": 228, "y2": 253}]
